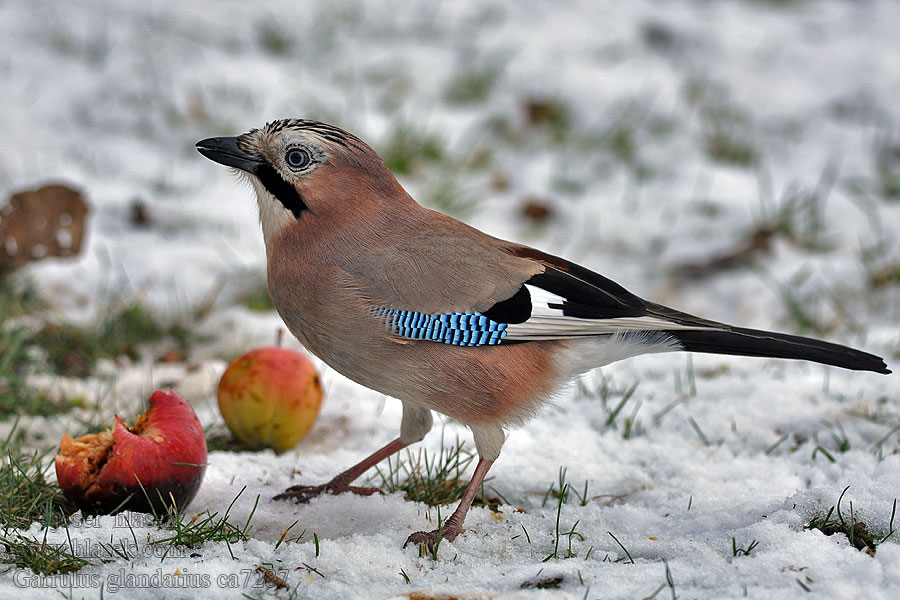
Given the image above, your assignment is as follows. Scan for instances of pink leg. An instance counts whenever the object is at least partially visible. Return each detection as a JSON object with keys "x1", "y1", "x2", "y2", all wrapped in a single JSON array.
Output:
[
  {"x1": 274, "y1": 438, "x2": 408, "y2": 503},
  {"x1": 403, "y1": 457, "x2": 495, "y2": 551}
]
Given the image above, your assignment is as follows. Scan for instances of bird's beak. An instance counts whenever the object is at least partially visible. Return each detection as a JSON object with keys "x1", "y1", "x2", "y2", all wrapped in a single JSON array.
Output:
[{"x1": 195, "y1": 137, "x2": 264, "y2": 172}]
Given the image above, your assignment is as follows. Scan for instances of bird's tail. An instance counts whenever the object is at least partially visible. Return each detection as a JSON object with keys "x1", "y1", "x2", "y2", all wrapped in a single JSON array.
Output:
[{"x1": 667, "y1": 327, "x2": 890, "y2": 374}]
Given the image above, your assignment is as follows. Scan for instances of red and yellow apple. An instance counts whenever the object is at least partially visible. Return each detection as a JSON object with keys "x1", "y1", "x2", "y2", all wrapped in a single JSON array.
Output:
[
  {"x1": 217, "y1": 347, "x2": 322, "y2": 453},
  {"x1": 55, "y1": 389, "x2": 207, "y2": 515}
]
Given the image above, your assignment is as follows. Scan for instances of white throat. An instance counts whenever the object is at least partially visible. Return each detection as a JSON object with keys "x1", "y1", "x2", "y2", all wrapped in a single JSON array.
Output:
[{"x1": 248, "y1": 176, "x2": 295, "y2": 253}]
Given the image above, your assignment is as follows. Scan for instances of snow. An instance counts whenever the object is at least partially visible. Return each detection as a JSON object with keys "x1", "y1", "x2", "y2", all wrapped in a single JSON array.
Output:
[{"x1": 2, "y1": 0, "x2": 899, "y2": 598}]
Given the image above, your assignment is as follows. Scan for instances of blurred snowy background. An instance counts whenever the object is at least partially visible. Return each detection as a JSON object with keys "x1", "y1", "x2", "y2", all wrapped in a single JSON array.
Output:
[{"x1": 1, "y1": 0, "x2": 899, "y2": 598}]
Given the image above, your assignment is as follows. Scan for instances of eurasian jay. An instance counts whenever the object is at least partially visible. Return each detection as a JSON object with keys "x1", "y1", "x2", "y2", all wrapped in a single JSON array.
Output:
[{"x1": 196, "y1": 119, "x2": 890, "y2": 551}]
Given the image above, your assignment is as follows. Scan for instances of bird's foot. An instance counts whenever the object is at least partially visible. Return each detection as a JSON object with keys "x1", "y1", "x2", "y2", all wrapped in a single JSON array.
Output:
[
  {"x1": 403, "y1": 524, "x2": 462, "y2": 553},
  {"x1": 273, "y1": 482, "x2": 381, "y2": 503}
]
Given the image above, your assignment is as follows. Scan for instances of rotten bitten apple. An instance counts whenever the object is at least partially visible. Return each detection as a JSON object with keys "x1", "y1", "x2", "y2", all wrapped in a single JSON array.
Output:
[{"x1": 55, "y1": 389, "x2": 207, "y2": 515}]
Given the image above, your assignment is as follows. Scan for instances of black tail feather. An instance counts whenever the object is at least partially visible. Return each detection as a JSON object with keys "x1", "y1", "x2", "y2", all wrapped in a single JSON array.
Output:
[{"x1": 668, "y1": 327, "x2": 891, "y2": 374}]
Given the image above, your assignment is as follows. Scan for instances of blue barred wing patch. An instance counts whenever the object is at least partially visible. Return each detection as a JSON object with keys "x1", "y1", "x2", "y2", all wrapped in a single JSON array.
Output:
[{"x1": 376, "y1": 308, "x2": 508, "y2": 347}]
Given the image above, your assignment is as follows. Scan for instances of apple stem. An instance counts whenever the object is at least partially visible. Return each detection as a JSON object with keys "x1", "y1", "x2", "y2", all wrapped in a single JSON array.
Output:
[{"x1": 275, "y1": 328, "x2": 284, "y2": 348}]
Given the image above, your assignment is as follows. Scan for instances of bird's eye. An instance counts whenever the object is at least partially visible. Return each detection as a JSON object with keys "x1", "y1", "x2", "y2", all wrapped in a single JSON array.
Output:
[{"x1": 285, "y1": 148, "x2": 311, "y2": 169}]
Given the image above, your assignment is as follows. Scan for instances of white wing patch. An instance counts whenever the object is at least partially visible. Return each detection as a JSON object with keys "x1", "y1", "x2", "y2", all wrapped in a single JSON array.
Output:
[
  {"x1": 524, "y1": 284, "x2": 566, "y2": 317},
  {"x1": 503, "y1": 284, "x2": 717, "y2": 341}
]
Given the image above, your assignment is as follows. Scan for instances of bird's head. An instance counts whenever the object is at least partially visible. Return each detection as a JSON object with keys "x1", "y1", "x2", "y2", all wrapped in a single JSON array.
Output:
[{"x1": 196, "y1": 119, "x2": 408, "y2": 248}]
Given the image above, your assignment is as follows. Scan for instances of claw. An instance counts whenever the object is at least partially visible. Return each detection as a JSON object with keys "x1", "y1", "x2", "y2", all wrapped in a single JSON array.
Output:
[
  {"x1": 403, "y1": 525, "x2": 460, "y2": 553},
  {"x1": 403, "y1": 529, "x2": 442, "y2": 553},
  {"x1": 273, "y1": 483, "x2": 382, "y2": 503},
  {"x1": 401, "y1": 458, "x2": 493, "y2": 552}
]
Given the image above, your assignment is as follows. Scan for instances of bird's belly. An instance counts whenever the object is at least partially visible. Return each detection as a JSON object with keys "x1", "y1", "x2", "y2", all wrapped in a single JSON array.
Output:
[{"x1": 280, "y1": 305, "x2": 561, "y2": 427}]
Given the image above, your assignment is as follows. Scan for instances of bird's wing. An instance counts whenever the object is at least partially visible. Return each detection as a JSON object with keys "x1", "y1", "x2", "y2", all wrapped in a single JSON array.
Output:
[{"x1": 345, "y1": 218, "x2": 718, "y2": 347}]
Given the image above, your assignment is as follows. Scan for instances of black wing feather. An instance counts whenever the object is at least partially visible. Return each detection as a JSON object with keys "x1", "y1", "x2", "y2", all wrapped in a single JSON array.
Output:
[
  {"x1": 526, "y1": 268, "x2": 647, "y2": 319},
  {"x1": 481, "y1": 285, "x2": 532, "y2": 324}
]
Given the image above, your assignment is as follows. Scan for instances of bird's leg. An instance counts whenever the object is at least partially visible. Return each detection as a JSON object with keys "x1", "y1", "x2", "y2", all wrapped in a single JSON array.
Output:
[
  {"x1": 403, "y1": 457, "x2": 495, "y2": 552},
  {"x1": 275, "y1": 405, "x2": 433, "y2": 504},
  {"x1": 274, "y1": 437, "x2": 408, "y2": 503}
]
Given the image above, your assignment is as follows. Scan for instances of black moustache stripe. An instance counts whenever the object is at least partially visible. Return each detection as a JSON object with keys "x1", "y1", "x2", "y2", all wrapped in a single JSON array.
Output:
[{"x1": 254, "y1": 163, "x2": 307, "y2": 217}]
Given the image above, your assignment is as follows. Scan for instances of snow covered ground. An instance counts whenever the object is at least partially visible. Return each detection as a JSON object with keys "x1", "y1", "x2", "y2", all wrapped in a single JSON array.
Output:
[{"x1": 2, "y1": 0, "x2": 899, "y2": 598}]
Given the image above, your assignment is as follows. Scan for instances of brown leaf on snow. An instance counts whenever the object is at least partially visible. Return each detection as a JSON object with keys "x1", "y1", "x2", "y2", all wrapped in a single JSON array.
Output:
[{"x1": 0, "y1": 183, "x2": 89, "y2": 271}]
